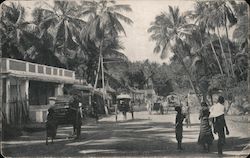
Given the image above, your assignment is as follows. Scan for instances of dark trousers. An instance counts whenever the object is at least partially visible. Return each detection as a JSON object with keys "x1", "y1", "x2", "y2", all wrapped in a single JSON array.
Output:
[{"x1": 217, "y1": 129, "x2": 225, "y2": 155}]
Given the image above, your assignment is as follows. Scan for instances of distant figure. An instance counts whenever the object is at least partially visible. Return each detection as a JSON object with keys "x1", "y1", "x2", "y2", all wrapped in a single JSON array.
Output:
[
  {"x1": 130, "y1": 101, "x2": 134, "y2": 119},
  {"x1": 46, "y1": 108, "x2": 57, "y2": 145},
  {"x1": 183, "y1": 98, "x2": 191, "y2": 128},
  {"x1": 210, "y1": 96, "x2": 230, "y2": 156},
  {"x1": 92, "y1": 99, "x2": 99, "y2": 123},
  {"x1": 175, "y1": 106, "x2": 185, "y2": 150},
  {"x1": 146, "y1": 100, "x2": 152, "y2": 115},
  {"x1": 198, "y1": 102, "x2": 214, "y2": 152}
]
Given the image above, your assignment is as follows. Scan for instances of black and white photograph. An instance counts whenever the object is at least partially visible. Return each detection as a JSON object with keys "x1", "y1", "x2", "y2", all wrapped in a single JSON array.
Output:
[{"x1": 0, "y1": 0, "x2": 249, "y2": 157}]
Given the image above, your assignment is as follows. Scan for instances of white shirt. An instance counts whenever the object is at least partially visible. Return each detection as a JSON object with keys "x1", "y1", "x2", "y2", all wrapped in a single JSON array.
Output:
[{"x1": 209, "y1": 103, "x2": 225, "y2": 118}]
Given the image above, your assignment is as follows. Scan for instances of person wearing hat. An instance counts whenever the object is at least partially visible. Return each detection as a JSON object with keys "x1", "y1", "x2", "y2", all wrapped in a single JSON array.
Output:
[{"x1": 209, "y1": 96, "x2": 229, "y2": 156}]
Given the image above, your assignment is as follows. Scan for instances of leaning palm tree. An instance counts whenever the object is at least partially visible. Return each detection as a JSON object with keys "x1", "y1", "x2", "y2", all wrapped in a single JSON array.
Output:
[
  {"x1": 192, "y1": 1, "x2": 229, "y2": 76},
  {"x1": 148, "y1": 6, "x2": 200, "y2": 101},
  {"x1": 198, "y1": 1, "x2": 237, "y2": 78},
  {"x1": 79, "y1": 0, "x2": 133, "y2": 90}
]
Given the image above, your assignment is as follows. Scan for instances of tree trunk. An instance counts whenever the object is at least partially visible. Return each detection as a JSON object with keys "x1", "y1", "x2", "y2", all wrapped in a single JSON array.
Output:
[
  {"x1": 94, "y1": 53, "x2": 101, "y2": 89},
  {"x1": 209, "y1": 39, "x2": 224, "y2": 75},
  {"x1": 217, "y1": 27, "x2": 230, "y2": 77},
  {"x1": 224, "y1": 20, "x2": 235, "y2": 78},
  {"x1": 176, "y1": 52, "x2": 201, "y2": 104}
]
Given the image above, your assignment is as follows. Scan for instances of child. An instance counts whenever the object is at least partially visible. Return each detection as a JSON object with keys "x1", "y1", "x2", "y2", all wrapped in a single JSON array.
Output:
[
  {"x1": 175, "y1": 106, "x2": 185, "y2": 150},
  {"x1": 198, "y1": 102, "x2": 214, "y2": 152}
]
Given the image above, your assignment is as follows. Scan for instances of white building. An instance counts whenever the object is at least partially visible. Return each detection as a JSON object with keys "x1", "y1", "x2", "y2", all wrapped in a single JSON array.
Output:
[{"x1": 0, "y1": 58, "x2": 79, "y2": 124}]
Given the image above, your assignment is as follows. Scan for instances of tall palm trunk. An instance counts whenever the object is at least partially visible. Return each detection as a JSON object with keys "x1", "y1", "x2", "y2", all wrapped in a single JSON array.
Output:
[
  {"x1": 209, "y1": 39, "x2": 224, "y2": 75},
  {"x1": 176, "y1": 52, "x2": 201, "y2": 104},
  {"x1": 224, "y1": 25, "x2": 235, "y2": 77},
  {"x1": 94, "y1": 52, "x2": 101, "y2": 89},
  {"x1": 217, "y1": 27, "x2": 230, "y2": 77},
  {"x1": 205, "y1": 25, "x2": 224, "y2": 75},
  {"x1": 224, "y1": 8, "x2": 235, "y2": 78}
]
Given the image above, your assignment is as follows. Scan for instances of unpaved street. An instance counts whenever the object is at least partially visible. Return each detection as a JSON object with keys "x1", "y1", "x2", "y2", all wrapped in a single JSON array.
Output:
[{"x1": 2, "y1": 112, "x2": 250, "y2": 157}]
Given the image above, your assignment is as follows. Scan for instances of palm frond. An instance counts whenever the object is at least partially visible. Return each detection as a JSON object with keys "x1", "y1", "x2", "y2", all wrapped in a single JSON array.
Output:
[
  {"x1": 108, "y1": 4, "x2": 132, "y2": 12},
  {"x1": 113, "y1": 12, "x2": 133, "y2": 25}
]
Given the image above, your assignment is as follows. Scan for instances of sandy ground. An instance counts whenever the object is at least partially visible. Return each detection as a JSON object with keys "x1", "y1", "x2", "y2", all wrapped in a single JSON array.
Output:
[{"x1": 1, "y1": 111, "x2": 250, "y2": 157}]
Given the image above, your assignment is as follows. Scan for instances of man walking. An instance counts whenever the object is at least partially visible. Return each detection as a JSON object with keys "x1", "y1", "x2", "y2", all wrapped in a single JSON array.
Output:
[{"x1": 209, "y1": 96, "x2": 230, "y2": 156}]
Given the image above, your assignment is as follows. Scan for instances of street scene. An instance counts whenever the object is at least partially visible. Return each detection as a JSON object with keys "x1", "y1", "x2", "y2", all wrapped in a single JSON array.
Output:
[
  {"x1": 2, "y1": 111, "x2": 250, "y2": 157},
  {"x1": 0, "y1": 0, "x2": 250, "y2": 157}
]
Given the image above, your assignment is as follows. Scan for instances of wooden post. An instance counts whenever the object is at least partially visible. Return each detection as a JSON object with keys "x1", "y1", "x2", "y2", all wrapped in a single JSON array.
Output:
[{"x1": 6, "y1": 78, "x2": 10, "y2": 124}]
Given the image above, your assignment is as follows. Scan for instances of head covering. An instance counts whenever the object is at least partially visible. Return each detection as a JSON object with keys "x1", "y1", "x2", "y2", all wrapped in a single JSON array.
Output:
[{"x1": 209, "y1": 103, "x2": 225, "y2": 118}]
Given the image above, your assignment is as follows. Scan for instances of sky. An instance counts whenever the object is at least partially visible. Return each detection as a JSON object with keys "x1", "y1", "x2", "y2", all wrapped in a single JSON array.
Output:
[
  {"x1": 10, "y1": 0, "x2": 196, "y2": 64},
  {"x1": 118, "y1": 0, "x2": 195, "y2": 64}
]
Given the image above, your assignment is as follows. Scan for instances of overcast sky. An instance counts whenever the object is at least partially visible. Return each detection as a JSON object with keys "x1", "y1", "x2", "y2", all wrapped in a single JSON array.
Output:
[
  {"x1": 15, "y1": 0, "x2": 196, "y2": 64},
  {"x1": 119, "y1": 0, "x2": 195, "y2": 64}
]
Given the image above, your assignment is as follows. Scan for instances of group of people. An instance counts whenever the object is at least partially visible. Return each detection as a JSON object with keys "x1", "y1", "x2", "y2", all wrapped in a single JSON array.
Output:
[{"x1": 175, "y1": 96, "x2": 229, "y2": 156}]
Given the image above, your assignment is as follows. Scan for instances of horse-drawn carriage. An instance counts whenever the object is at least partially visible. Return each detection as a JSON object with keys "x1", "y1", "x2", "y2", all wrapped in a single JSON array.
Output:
[
  {"x1": 165, "y1": 94, "x2": 181, "y2": 113},
  {"x1": 115, "y1": 94, "x2": 134, "y2": 121},
  {"x1": 46, "y1": 95, "x2": 83, "y2": 144}
]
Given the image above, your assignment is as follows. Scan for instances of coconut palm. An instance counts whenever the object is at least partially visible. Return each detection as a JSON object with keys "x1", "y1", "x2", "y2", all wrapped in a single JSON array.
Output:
[
  {"x1": 196, "y1": 1, "x2": 237, "y2": 77},
  {"x1": 21, "y1": 8, "x2": 65, "y2": 67},
  {"x1": 148, "y1": 6, "x2": 200, "y2": 101},
  {"x1": 191, "y1": 1, "x2": 226, "y2": 76},
  {"x1": 0, "y1": 2, "x2": 35, "y2": 59},
  {"x1": 79, "y1": 0, "x2": 133, "y2": 89},
  {"x1": 36, "y1": 0, "x2": 86, "y2": 61},
  {"x1": 231, "y1": 1, "x2": 249, "y2": 102}
]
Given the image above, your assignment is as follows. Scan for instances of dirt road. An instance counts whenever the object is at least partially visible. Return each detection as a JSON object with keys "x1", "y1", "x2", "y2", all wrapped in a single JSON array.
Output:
[{"x1": 2, "y1": 111, "x2": 250, "y2": 157}]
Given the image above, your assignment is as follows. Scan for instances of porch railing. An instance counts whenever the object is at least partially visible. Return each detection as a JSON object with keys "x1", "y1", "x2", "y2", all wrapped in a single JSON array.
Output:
[{"x1": 1, "y1": 58, "x2": 75, "y2": 81}]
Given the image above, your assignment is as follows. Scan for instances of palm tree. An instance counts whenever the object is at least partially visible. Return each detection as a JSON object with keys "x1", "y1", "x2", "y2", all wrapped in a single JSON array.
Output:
[
  {"x1": 199, "y1": 1, "x2": 237, "y2": 78},
  {"x1": 192, "y1": 1, "x2": 227, "y2": 76},
  {"x1": 79, "y1": 0, "x2": 133, "y2": 90},
  {"x1": 0, "y1": 2, "x2": 35, "y2": 59},
  {"x1": 231, "y1": 1, "x2": 249, "y2": 102},
  {"x1": 22, "y1": 8, "x2": 64, "y2": 67},
  {"x1": 148, "y1": 6, "x2": 200, "y2": 101},
  {"x1": 36, "y1": 0, "x2": 86, "y2": 67}
]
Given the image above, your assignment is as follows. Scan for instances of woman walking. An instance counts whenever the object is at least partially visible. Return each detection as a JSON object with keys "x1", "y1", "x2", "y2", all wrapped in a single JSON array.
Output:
[{"x1": 198, "y1": 102, "x2": 214, "y2": 152}]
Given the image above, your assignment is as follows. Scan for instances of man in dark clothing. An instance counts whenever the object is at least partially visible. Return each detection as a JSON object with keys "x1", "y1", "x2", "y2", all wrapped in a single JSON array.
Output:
[{"x1": 175, "y1": 106, "x2": 185, "y2": 150}]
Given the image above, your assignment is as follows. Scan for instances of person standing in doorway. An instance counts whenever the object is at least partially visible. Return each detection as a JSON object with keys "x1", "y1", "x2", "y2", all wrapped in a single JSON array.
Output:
[{"x1": 210, "y1": 96, "x2": 229, "y2": 156}]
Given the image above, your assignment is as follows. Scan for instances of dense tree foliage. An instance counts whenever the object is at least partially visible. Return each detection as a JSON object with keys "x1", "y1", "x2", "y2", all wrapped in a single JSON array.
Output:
[{"x1": 0, "y1": 0, "x2": 248, "y2": 105}]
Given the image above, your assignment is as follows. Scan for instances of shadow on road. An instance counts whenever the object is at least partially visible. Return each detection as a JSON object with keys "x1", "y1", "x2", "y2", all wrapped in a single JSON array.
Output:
[{"x1": 2, "y1": 115, "x2": 250, "y2": 157}]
